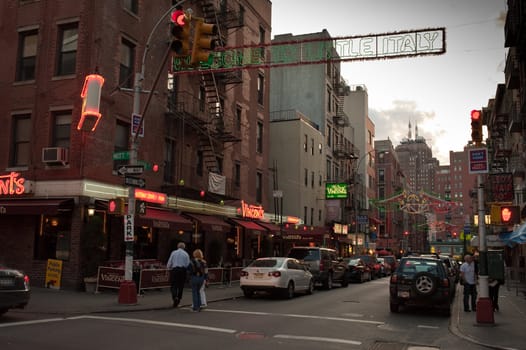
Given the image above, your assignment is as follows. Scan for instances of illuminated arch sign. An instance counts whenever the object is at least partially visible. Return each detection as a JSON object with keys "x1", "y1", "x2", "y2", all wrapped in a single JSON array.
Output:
[{"x1": 325, "y1": 183, "x2": 348, "y2": 199}]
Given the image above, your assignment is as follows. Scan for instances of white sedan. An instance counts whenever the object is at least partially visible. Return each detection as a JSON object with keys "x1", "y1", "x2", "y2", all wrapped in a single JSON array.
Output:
[{"x1": 240, "y1": 257, "x2": 314, "y2": 299}]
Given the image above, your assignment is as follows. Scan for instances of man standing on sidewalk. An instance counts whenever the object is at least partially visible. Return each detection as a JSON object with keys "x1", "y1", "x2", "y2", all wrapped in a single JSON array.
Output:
[
  {"x1": 167, "y1": 242, "x2": 190, "y2": 308},
  {"x1": 460, "y1": 254, "x2": 478, "y2": 312}
]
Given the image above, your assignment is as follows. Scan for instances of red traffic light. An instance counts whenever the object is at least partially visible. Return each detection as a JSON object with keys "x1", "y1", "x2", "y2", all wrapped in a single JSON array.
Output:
[
  {"x1": 470, "y1": 109, "x2": 481, "y2": 121},
  {"x1": 152, "y1": 163, "x2": 159, "y2": 172},
  {"x1": 171, "y1": 10, "x2": 186, "y2": 26}
]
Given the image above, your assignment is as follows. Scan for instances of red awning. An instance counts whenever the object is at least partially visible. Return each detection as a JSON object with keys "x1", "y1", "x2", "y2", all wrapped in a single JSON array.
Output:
[
  {"x1": 184, "y1": 213, "x2": 231, "y2": 233},
  {"x1": 257, "y1": 222, "x2": 282, "y2": 234},
  {"x1": 0, "y1": 198, "x2": 74, "y2": 215},
  {"x1": 135, "y1": 208, "x2": 193, "y2": 231},
  {"x1": 231, "y1": 219, "x2": 266, "y2": 232}
]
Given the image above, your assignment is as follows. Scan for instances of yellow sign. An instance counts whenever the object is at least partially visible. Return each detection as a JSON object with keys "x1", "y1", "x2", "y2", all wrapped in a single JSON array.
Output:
[{"x1": 45, "y1": 259, "x2": 63, "y2": 289}]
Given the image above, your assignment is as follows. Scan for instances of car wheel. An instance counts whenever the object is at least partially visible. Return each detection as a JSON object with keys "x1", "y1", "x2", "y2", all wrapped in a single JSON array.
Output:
[
  {"x1": 390, "y1": 302, "x2": 399, "y2": 313},
  {"x1": 341, "y1": 273, "x2": 349, "y2": 287},
  {"x1": 243, "y1": 289, "x2": 254, "y2": 298},
  {"x1": 306, "y1": 279, "x2": 314, "y2": 295},
  {"x1": 413, "y1": 272, "x2": 437, "y2": 296},
  {"x1": 284, "y1": 281, "x2": 295, "y2": 299}
]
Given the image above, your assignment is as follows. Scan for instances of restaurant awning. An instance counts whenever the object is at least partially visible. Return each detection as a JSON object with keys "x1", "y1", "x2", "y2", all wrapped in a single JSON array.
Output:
[
  {"x1": 257, "y1": 222, "x2": 282, "y2": 234},
  {"x1": 231, "y1": 218, "x2": 266, "y2": 233},
  {"x1": 0, "y1": 198, "x2": 74, "y2": 215},
  {"x1": 135, "y1": 208, "x2": 193, "y2": 231},
  {"x1": 184, "y1": 213, "x2": 231, "y2": 233}
]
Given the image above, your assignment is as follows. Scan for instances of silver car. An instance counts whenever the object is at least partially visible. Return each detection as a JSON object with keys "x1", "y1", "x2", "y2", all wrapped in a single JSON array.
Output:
[
  {"x1": 0, "y1": 265, "x2": 30, "y2": 316},
  {"x1": 240, "y1": 257, "x2": 314, "y2": 299}
]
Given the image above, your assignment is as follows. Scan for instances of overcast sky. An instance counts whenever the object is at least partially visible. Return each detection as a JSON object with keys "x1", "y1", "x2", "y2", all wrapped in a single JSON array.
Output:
[{"x1": 271, "y1": 0, "x2": 507, "y2": 164}]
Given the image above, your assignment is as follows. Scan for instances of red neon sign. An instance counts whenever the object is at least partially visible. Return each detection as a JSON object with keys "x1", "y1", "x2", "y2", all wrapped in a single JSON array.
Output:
[
  {"x1": 240, "y1": 200, "x2": 264, "y2": 219},
  {"x1": 0, "y1": 172, "x2": 26, "y2": 195},
  {"x1": 78, "y1": 74, "x2": 105, "y2": 132},
  {"x1": 134, "y1": 188, "x2": 167, "y2": 204}
]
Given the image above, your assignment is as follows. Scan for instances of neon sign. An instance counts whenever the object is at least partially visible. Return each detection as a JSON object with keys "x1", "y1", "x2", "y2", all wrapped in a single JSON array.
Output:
[
  {"x1": 0, "y1": 172, "x2": 26, "y2": 196},
  {"x1": 240, "y1": 200, "x2": 264, "y2": 219},
  {"x1": 134, "y1": 188, "x2": 167, "y2": 204}
]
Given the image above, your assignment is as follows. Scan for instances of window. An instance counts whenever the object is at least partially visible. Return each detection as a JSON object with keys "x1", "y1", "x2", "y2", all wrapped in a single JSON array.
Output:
[
  {"x1": 378, "y1": 169, "x2": 385, "y2": 184},
  {"x1": 311, "y1": 171, "x2": 314, "y2": 188},
  {"x1": 256, "y1": 121, "x2": 263, "y2": 153},
  {"x1": 34, "y1": 214, "x2": 72, "y2": 261},
  {"x1": 16, "y1": 29, "x2": 38, "y2": 81},
  {"x1": 327, "y1": 125, "x2": 331, "y2": 147},
  {"x1": 259, "y1": 26, "x2": 265, "y2": 59},
  {"x1": 256, "y1": 171, "x2": 262, "y2": 203},
  {"x1": 319, "y1": 174, "x2": 322, "y2": 187},
  {"x1": 235, "y1": 162, "x2": 241, "y2": 187},
  {"x1": 327, "y1": 87, "x2": 331, "y2": 112},
  {"x1": 56, "y1": 23, "x2": 78, "y2": 76},
  {"x1": 318, "y1": 209, "x2": 322, "y2": 222},
  {"x1": 52, "y1": 111, "x2": 71, "y2": 148},
  {"x1": 236, "y1": 105, "x2": 242, "y2": 131},
  {"x1": 257, "y1": 73, "x2": 264, "y2": 105},
  {"x1": 310, "y1": 208, "x2": 314, "y2": 226},
  {"x1": 10, "y1": 115, "x2": 31, "y2": 167},
  {"x1": 113, "y1": 120, "x2": 129, "y2": 170},
  {"x1": 119, "y1": 38, "x2": 135, "y2": 88},
  {"x1": 304, "y1": 168, "x2": 308, "y2": 186},
  {"x1": 304, "y1": 206, "x2": 308, "y2": 224},
  {"x1": 199, "y1": 85, "x2": 206, "y2": 112},
  {"x1": 303, "y1": 134, "x2": 307, "y2": 152},
  {"x1": 164, "y1": 139, "x2": 175, "y2": 183},
  {"x1": 311, "y1": 138, "x2": 314, "y2": 155},
  {"x1": 326, "y1": 160, "x2": 331, "y2": 181},
  {"x1": 196, "y1": 151, "x2": 203, "y2": 176},
  {"x1": 123, "y1": 0, "x2": 138, "y2": 14}
]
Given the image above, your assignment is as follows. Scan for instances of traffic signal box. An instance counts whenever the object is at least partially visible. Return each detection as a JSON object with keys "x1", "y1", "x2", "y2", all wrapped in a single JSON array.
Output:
[
  {"x1": 190, "y1": 19, "x2": 217, "y2": 66},
  {"x1": 170, "y1": 9, "x2": 191, "y2": 56},
  {"x1": 490, "y1": 204, "x2": 520, "y2": 225},
  {"x1": 107, "y1": 198, "x2": 126, "y2": 215},
  {"x1": 470, "y1": 109, "x2": 483, "y2": 144}
]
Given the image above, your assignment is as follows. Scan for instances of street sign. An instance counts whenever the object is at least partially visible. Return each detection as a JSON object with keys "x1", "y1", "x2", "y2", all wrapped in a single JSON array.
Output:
[
  {"x1": 464, "y1": 224, "x2": 471, "y2": 234},
  {"x1": 124, "y1": 176, "x2": 146, "y2": 188},
  {"x1": 112, "y1": 151, "x2": 130, "y2": 160},
  {"x1": 118, "y1": 165, "x2": 144, "y2": 176},
  {"x1": 468, "y1": 147, "x2": 489, "y2": 174},
  {"x1": 131, "y1": 113, "x2": 144, "y2": 137},
  {"x1": 124, "y1": 214, "x2": 134, "y2": 242}
]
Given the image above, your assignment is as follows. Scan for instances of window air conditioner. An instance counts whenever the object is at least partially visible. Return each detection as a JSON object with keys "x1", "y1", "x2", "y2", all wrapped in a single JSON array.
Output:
[{"x1": 42, "y1": 147, "x2": 69, "y2": 166}]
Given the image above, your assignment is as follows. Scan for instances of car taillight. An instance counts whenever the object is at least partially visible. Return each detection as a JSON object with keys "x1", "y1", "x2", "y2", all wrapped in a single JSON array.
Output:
[
  {"x1": 24, "y1": 275, "x2": 30, "y2": 288},
  {"x1": 269, "y1": 271, "x2": 281, "y2": 278},
  {"x1": 441, "y1": 278, "x2": 449, "y2": 287},
  {"x1": 390, "y1": 274, "x2": 398, "y2": 283},
  {"x1": 240, "y1": 271, "x2": 248, "y2": 277}
]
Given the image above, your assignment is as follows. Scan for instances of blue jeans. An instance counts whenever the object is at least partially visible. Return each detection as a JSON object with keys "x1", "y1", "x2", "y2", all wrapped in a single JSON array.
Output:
[
  {"x1": 190, "y1": 275, "x2": 204, "y2": 311},
  {"x1": 463, "y1": 283, "x2": 477, "y2": 311}
]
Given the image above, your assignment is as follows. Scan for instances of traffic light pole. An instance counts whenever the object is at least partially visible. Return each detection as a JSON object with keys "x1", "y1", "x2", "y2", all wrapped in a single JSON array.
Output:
[
  {"x1": 476, "y1": 173, "x2": 494, "y2": 324},
  {"x1": 118, "y1": 1, "x2": 186, "y2": 305}
]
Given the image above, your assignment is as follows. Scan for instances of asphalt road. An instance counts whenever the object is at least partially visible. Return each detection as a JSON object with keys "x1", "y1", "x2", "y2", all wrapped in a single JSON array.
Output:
[{"x1": 0, "y1": 278, "x2": 487, "y2": 350}]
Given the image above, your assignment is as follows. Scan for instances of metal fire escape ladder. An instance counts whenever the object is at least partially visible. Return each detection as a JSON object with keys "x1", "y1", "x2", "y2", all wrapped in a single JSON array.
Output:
[{"x1": 199, "y1": 72, "x2": 222, "y2": 174}]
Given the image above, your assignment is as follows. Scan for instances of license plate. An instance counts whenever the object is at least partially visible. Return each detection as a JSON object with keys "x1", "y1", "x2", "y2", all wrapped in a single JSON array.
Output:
[
  {"x1": 398, "y1": 291, "x2": 410, "y2": 298},
  {"x1": 0, "y1": 278, "x2": 15, "y2": 287},
  {"x1": 253, "y1": 273, "x2": 264, "y2": 279}
]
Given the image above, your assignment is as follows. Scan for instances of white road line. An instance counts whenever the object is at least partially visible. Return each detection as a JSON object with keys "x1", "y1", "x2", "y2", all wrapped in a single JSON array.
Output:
[
  {"x1": 0, "y1": 318, "x2": 65, "y2": 328},
  {"x1": 417, "y1": 325, "x2": 440, "y2": 329},
  {"x1": 274, "y1": 334, "x2": 362, "y2": 346},
  {"x1": 68, "y1": 315, "x2": 237, "y2": 334},
  {"x1": 206, "y1": 308, "x2": 384, "y2": 325}
]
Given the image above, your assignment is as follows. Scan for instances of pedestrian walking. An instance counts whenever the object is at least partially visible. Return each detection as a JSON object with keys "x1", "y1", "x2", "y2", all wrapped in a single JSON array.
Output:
[
  {"x1": 166, "y1": 242, "x2": 190, "y2": 308},
  {"x1": 188, "y1": 249, "x2": 207, "y2": 312},
  {"x1": 488, "y1": 278, "x2": 502, "y2": 311},
  {"x1": 460, "y1": 254, "x2": 478, "y2": 312},
  {"x1": 200, "y1": 259, "x2": 209, "y2": 308}
]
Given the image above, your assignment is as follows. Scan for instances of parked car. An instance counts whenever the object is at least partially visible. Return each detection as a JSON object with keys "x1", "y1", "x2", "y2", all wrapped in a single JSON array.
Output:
[
  {"x1": 344, "y1": 258, "x2": 372, "y2": 283},
  {"x1": 353, "y1": 255, "x2": 381, "y2": 279},
  {"x1": 389, "y1": 257, "x2": 453, "y2": 315},
  {"x1": 377, "y1": 257, "x2": 392, "y2": 276},
  {"x1": 420, "y1": 253, "x2": 459, "y2": 292},
  {"x1": 288, "y1": 247, "x2": 348, "y2": 289},
  {"x1": 0, "y1": 265, "x2": 30, "y2": 316},
  {"x1": 381, "y1": 255, "x2": 398, "y2": 272},
  {"x1": 240, "y1": 257, "x2": 314, "y2": 298}
]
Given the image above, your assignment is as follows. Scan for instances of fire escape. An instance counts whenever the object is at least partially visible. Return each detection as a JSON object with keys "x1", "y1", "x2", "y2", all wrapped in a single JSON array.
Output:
[{"x1": 165, "y1": 0, "x2": 243, "y2": 195}]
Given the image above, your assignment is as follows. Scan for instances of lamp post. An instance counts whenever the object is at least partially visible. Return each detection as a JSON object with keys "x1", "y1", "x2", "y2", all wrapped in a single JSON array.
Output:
[{"x1": 118, "y1": 1, "x2": 186, "y2": 304}]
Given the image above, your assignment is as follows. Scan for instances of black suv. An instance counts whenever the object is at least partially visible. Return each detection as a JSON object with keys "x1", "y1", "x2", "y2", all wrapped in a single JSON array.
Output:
[
  {"x1": 287, "y1": 247, "x2": 348, "y2": 289},
  {"x1": 389, "y1": 256, "x2": 453, "y2": 315}
]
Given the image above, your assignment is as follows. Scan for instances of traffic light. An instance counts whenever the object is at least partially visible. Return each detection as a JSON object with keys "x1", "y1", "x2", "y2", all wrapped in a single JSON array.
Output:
[
  {"x1": 78, "y1": 74, "x2": 105, "y2": 132},
  {"x1": 470, "y1": 109, "x2": 483, "y2": 144},
  {"x1": 190, "y1": 19, "x2": 217, "y2": 66},
  {"x1": 107, "y1": 198, "x2": 125, "y2": 215},
  {"x1": 500, "y1": 205, "x2": 520, "y2": 225},
  {"x1": 170, "y1": 7, "x2": 191, "y2": 56}
]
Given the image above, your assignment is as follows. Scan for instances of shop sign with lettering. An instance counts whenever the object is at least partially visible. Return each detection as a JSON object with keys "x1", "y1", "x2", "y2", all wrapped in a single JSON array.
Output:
[
  {"x1": 240, "y1": 200, "x2": 264, "y2": 219},
  {"x1": 0, "y1": 172, "x2": 26, "y2": 196}
]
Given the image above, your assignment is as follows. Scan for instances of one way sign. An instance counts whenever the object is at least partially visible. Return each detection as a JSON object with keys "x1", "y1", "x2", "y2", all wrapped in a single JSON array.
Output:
[
  {"x1": 124, "y1": 176, "x2": 146, "y2": 188},
  {"x1": 118, "y1": 165, "x2": 144, "y2": 176}
]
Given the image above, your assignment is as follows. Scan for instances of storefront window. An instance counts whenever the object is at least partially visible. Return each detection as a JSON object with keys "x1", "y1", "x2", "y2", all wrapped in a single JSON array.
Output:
[{"x1": 34, "y1": 214, "x2": 72, "y2": 261}]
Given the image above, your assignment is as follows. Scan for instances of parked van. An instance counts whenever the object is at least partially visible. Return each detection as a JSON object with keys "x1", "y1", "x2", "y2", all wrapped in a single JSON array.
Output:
[{"x1": 287, "y1": 247, "x2": 348, "y2": 289}]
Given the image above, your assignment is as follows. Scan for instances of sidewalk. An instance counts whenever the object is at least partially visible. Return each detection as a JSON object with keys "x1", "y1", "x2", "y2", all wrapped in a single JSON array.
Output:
[
  {"x1": 21, "y1": 282, "x2": 243, "y2": 315},
  {"x1": 450, "y1": 283, "x2": 526, "y2": 350},
  {"x1": 15, "y1": 282, "x2": 526, "y2": 350}
]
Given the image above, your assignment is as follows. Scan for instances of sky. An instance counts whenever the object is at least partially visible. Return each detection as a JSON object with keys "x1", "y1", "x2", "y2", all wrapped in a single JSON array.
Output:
[{"x1": 271, "y1": 0, "x2": 507, "y2": 164}]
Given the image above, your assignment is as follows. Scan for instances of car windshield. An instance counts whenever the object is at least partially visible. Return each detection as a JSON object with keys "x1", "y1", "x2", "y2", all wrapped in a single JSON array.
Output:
[
  {"x1": 348, "y1": 259, "x2": 361, "y2": 265},
  {"x1": 400, "y1": 259, "x2": 439, "y2": 276},
  {"x1": 249, "y1": 259, "x2": 280, "y2": 268},
  {"x1": 288, "y1": 249, "x2": 320, "y2": 261}
]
